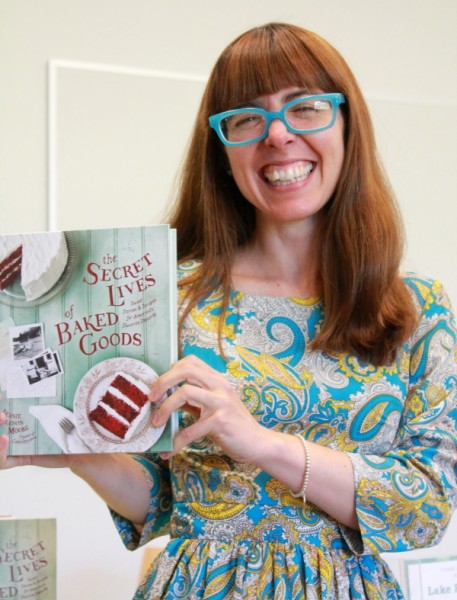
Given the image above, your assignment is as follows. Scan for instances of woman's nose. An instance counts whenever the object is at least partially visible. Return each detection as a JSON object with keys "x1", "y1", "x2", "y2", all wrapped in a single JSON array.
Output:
[{"x1": 264, "y1": 117, "x2": 296, "y2": 146}]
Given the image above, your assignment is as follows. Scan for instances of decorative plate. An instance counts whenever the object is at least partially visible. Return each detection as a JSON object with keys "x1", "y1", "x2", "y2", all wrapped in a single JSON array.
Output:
[{"x1": 73, "y1": 357, "x2": 165, "y2": 452}]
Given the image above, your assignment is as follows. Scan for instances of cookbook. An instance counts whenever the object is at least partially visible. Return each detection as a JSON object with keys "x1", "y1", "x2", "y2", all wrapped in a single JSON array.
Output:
[
  {"x1": 0, "y1": 516, "x2": 56, "y2": 600},
  {"x1": 0, "y1": 225, "x2": 177, "y2": 455}
]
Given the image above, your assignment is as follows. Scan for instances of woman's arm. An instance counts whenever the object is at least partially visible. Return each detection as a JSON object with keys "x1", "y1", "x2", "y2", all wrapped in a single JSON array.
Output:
[
  {"x1": 256, "y1": 432, "x2": 359, "y2": 529},
  {"x1": 149, "y1": 355, "x2": 358, "y2": 530},
  {"x1": 345, "y1": 280, "x2": 457, "y2": 554},
  {"x1": 0, "y1": 412, "x2": 151, "y2": 526},
  {"x1": 68, "y1": 453, "x2": 152, "y2": 526},
  {"x1": 245, "y1": 427, "x2": 358, "y2": 530}
]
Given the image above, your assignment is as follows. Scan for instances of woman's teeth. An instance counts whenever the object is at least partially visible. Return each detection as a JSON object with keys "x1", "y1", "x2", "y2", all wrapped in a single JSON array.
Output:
[{"x1": 264, "y1": 163, "x2": 313, "y2": 185}]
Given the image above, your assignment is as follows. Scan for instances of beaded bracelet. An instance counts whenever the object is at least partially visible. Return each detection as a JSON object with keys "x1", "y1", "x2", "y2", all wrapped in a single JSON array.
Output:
[{"x1": 290, "y1": 434, "x2": 311, "y2": 503}]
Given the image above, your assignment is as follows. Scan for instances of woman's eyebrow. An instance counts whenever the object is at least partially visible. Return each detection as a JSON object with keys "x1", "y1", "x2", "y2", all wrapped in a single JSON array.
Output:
[
  {"x1": 240, "y1": 90, "x2": 313, "y2": 108},
  {"x1": 285, "y1": 89, "x2": 313, "y2": 102},
  {"x1": 232, "y1": 89, "x2": 314, "y2": 111},
  {"x1": 233, "y1": 100, "x2": 262, "y2": 110}
]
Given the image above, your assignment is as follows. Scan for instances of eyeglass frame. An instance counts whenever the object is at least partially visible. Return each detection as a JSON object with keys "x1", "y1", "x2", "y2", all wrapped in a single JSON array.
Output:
[{"x1": 208, "y1": 93, "x2": 346, "y2": 147}]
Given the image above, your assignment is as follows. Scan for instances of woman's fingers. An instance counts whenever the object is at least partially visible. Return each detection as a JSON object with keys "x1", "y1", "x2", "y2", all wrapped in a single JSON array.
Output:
[
  {"x1": 149, "y1": 356, "x2": 232, "y2": 426},
  {"x1": 149, "y1": 356, "x2": 229, "y2": 403},
  {"x1": 148, "y1": 355, "x2": 268, "y2": 464},
  {"x1": 0, "y1": 434, "x2": 9, "y2": 467},
  {"x1": 0, "y1": 434, "x2": 35, "y2": 469},
  {"x1": 0, "y1": 413, "x2": 10, "y2": 469},
  {"x1": 171, "y1": 417, "x2": 218, "y2": 455},
  {"x1": 153, "y1": 382, "x2": 223, "y2": 427}
]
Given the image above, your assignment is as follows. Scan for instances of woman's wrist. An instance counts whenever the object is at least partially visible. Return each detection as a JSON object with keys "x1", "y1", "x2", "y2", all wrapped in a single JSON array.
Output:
[
  {"x1": 250, "y1": 429, "x2": 309, "y2": 495},
  {"x1": 290, "y1": 434, "x2": 311, "y2": 502}
]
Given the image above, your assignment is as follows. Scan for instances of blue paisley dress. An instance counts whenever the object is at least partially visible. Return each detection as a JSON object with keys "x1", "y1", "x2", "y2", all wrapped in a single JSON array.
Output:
[{"x1": 113, "y1": 263, "x2": 457, "y2": 599}]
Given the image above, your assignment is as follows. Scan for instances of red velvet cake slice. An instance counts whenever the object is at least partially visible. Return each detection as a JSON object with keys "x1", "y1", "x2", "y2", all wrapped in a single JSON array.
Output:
[
  {"x1": 110, "y1": 373, "x2": 148, "y2": 409},
  {"x1": 101, "y1": 389, "x2": 140, "y2": 423},
  {"x1": 89, "y1": 371, "x2": 150, "y2": 440},
  {"x1": 89, "y1": 404, "x2": 129, "y2": 439}
]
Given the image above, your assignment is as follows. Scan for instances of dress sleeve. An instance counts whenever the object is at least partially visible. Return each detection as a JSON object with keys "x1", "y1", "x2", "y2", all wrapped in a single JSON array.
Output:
[
  {"x1": 347, "y1": 279, "x2": 457, "y2": 555},
  {"x1": 110, "y1": 454, "x2": 172, "y2": 550}
]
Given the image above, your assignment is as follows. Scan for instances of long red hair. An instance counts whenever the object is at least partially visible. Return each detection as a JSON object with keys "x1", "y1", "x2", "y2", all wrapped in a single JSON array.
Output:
[{"x1": 165, "y1": 23, "x2": 417, "y2": 365}]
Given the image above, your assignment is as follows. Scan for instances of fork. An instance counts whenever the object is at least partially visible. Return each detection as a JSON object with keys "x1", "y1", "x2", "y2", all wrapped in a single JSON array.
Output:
[{"x1": 59, "y1": 417, "x2": 75, "y2": 434}]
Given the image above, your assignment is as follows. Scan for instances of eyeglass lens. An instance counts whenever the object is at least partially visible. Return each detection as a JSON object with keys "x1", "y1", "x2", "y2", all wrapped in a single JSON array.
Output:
[{"x1": 222, "y1": 98, "x2": 335, "y2": 143}]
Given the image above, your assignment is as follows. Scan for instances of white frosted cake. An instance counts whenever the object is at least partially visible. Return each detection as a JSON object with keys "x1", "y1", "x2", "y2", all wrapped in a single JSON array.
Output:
[{"x1": 0, "y1": 232, "x2": 68, "y2": 301}]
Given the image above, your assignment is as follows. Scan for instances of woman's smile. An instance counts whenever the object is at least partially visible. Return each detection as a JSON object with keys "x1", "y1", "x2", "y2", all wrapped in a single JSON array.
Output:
[{"x1": 263, "y1": 161, "x2": 314, "y2": 186}]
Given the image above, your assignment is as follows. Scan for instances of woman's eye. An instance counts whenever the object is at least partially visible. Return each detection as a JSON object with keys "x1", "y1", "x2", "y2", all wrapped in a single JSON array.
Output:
[
  {"x1": 231, "y1": 114, "x2": 262, "y2": 129},
  {"x1": 296, "y1": 105, "x2": 314, "y2": 113},
  {"x1": 290, "y1": 100, "x2": 331, "y2": 118}
]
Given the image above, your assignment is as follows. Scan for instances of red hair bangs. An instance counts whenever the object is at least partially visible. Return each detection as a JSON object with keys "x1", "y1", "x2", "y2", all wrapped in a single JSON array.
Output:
[{"x1": 206, "y1": 24, "x2": 339, "y2": 114}]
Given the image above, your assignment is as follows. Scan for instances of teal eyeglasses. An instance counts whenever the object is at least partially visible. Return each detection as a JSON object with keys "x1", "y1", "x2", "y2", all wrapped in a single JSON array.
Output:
[{"x1": 209, "y1": 93, "x2": 346, "y2": 147}]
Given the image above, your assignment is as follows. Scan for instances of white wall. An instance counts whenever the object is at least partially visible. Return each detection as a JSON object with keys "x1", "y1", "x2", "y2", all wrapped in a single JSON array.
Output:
[{"x1": 1, "y1": 1, "x2": 456, "y2": 598}]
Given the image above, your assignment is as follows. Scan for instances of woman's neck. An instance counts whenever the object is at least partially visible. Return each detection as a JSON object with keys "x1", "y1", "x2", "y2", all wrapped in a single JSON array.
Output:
[{"x1": 231, "y1": 223, "x2": 319, "y2": 297}]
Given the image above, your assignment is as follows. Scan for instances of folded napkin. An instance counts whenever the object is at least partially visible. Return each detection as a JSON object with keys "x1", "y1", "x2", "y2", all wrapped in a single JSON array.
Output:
[{"x1": 29, "y1": 405, "x2": 92, "y2": 453}]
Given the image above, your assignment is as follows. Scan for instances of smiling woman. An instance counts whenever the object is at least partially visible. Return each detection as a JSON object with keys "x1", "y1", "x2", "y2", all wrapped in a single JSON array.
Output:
[
  {"x1": 173, "y1": 23, "x2": 417, "y2": 365},
  {"x1": 122, "y1": 22, "x2": 455, "y2": 599}
]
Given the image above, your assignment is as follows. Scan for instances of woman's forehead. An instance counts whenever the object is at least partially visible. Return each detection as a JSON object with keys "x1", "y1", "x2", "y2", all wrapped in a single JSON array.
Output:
[{"x1": 217, "y1": 69, "x2": 327, "y2": 105}]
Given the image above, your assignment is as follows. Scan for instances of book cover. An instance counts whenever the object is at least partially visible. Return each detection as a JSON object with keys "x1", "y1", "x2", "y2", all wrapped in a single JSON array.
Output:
[
  {"x1": 0, "y1": 225, "x2": 177, "y2": 455},
  {"x1": 405, "y1": 555, "x2": 457, "y2": 600},
  {"x1": 0, "y1": 517, "x2": 56, "y2": 600}
]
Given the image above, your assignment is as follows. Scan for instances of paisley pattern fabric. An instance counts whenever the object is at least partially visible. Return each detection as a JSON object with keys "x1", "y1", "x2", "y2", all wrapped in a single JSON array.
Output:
[{"x1": 112, "y1": 264, "x2": 457, "y2": 599}]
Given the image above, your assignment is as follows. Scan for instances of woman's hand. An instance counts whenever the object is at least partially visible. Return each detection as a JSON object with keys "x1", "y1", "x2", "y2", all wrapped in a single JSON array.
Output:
[
  {"x1": 149, "y1": 355, "x2": 271, "y2": 463},
  {"x1": 1, "y1": 408, "x2": 151, "y2": 523},
  {"x1": 0, "y1": 410, "x2": 28, "y2": 469},
  {"x1": 148, "y1": 356, "x2": 359, "y2": 529}
]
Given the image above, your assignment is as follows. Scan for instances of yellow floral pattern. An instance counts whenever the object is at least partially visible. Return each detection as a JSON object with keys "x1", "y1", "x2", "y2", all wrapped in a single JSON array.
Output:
[{"x1": 112, "y1": 267, "x2": 457, "y2": 599}]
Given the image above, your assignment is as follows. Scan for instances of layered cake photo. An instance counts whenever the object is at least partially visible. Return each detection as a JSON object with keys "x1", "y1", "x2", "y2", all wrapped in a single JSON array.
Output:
[
  {"x1": 0, "y1": 231, "x2": 69, "y2": 303},
  {"x1": 74, "y1": 357, "x2": 165, "y2": 452},
  {"x1": 89, "y1": 371, "x2": 150, "y2": 440}
]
